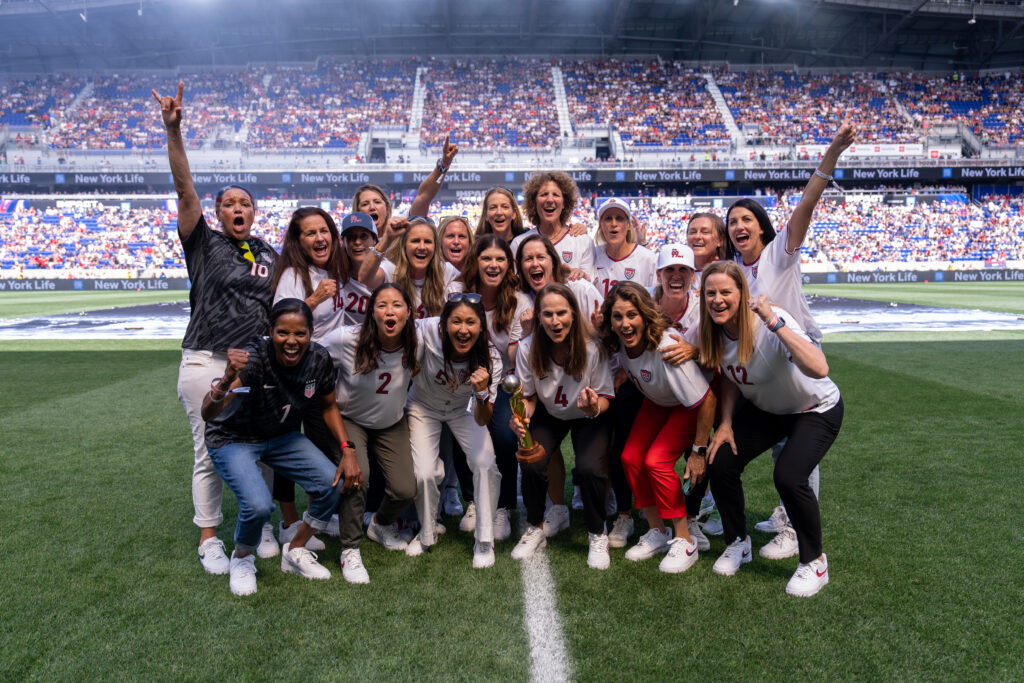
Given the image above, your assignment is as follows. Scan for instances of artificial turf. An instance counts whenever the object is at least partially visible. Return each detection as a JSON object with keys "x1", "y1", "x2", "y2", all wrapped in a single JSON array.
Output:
[{"x1": 1, "y1": 331, "x2": 1021, "y2": 679}]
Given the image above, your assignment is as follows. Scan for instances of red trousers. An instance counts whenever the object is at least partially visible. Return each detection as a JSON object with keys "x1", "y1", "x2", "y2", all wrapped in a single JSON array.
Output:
[{"x1": 620, "y1": 398, "x2": 697, "y2": 520}]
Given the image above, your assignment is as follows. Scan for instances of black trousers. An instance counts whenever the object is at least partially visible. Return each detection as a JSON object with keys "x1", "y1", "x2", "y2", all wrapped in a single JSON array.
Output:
[
  {"x1": 709, "y1": 397, "x2": 843, "y2": 563},
  {"x1": 520, "y1": 402, "x2": 613, "y2": 535},
  {"x1": 609, "y1": 379, "x2": 642, "y2": 514}
]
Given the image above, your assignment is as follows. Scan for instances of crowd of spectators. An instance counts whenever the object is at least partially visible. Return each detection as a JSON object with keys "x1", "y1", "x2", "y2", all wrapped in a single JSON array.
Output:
[
  {"x1": 561, "y1": 59, "x2": 730, "y2": 148},
  {"x1": 3, "y1": 191, "x2": 1021, "y2": 276},
  {"x1": 419, "y1": 58, "x2": 560, "y2": 149},
  {"x1": 0, "y1": 74, "x2": 87, "y2": 128},
  {"x1": 717, "y1": 70, "x2": 919, "y2": 145}
]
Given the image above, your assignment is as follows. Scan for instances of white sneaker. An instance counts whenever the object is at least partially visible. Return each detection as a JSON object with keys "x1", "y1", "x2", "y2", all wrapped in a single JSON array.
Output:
[
  {"x1": 571, "y1": 486, "x2": 583, "y2": 510},
  {"x1": 688, "y1": 519, "x2": 710, "y2": 551},
  {"x1": 760, "y1": 525, "x2": 799, "y2": 560},
  {"x1": 459, "y1": 501, "x2": 477, "y2": 533},
  {"x1": 660, "y1": 537, "x2": 699, "y2": 574},
  {"x1": 472, "y1": 541, "x2": 495, "y2": 568},
  {"x1": 278, "y1": 521, "x2": 325, "y2": 551},
  {"x1": 702, "y1": 510, "x2": 724, "y2": 536},
  {"x1": 786, "y1": 554, "x2": 829, "y2": 597},
  {"x1": 624, "y1": 527, "x2": 672, "y2": 561},
  {"x1": 587, "y1": 533, "x2": 610, "y2": 570},
  {"x1": 228, "y1": 551, "x2": 257, "y2": 596},
  {"x1": 366, "y1": 515, "x2": 409, "y2": 551},
  {"x1": 198, "y1": 537, "x2": 230, "y2": 575},
  {"x1": 325, "y1": 513, "x2": 340, "y2": 538},
  {"x1": 605, "y1": 488, "x2": 618, "y2": 517},
  {"x1": 511, "y1": 525, "x2": 547, "y2": 560},
  {"x1": 493, "y1": 508, "x2": 512, "y2": 541},
  {"x1": 280, "y1": 542, "x2": 331, "y2": 580},
  {"x1": 443, "y1": 486, "x2": 464, "y2": 516},
  {"x1": 434, "y1": 520, "x2": 447, "y2": 536},
  {"x1": 712, "y1": 536, "x2": 752, "y2": 576},
  {"x1": 543, "y1": 504, "x2": 570, "y2": 538},
  {"x1": 256, "y1": 523, "x2": 280, "y2": 558},
  {"x1": 340, "y1": 548, "x2": 370, "y2": 584},
  {"x1": 405, "y1": 532, "x2": 429, "y2": 557},
  {"x1": 754, "y1": 505, "x2": 788, "y2": 533},
  {"x1": 698, "y1": 493, "x2": 716, "y2": 519},
  {"x1": 608, "y1": 514, "x2": 634, "y2": 548}
]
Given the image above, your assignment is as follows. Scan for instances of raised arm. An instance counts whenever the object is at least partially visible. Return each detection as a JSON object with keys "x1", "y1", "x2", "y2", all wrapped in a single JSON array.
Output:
[
  {"x1": 786, "y1": 123, "x2": 856, "y2": 253},
  {"x1": 152, "y1": 82, "x2": 201, "y2": 240},
  {"x1": 750, "y1": 296, "x2": 829, "y2": 379},
  {"x1": 408, "y1": 135, "x2": 458, "y2": 218}
]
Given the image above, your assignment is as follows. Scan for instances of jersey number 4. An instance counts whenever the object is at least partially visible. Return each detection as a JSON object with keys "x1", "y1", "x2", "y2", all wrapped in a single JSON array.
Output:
[{"x1": 554, "y1": 385, "x2": 569, "y2": 407}]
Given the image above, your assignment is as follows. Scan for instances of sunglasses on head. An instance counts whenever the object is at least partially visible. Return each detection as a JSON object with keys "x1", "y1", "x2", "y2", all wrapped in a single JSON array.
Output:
[{"x1": 448, "y1": 292, "x2": 482, "y2": 304}]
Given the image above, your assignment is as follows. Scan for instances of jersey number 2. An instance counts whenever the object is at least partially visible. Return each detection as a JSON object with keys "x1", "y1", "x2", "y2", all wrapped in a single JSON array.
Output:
[{"x1": 376, "y1": 372, "x2": 392, "y2": 395}]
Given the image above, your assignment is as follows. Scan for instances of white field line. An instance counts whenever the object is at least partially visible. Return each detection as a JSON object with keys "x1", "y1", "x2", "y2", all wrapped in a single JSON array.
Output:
[{"x1": 517, "y1": 504, "x2": 571, "y2": 683}]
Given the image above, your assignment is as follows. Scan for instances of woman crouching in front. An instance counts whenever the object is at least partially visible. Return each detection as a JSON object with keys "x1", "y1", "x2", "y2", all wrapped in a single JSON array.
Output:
[{"x1": 202, "y1": 298, "x2": 360, "y2": 596}]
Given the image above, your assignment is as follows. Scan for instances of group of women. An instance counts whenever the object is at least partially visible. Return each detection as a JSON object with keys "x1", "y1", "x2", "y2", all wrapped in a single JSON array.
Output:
[{"x1": 158, "y1": 79, "x2": 853, "y2": 598}]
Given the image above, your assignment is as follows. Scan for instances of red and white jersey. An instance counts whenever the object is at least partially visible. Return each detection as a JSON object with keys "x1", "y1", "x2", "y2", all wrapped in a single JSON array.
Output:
[
  {"x1": 655, "y1": 288, "x2": 701, "y2": 338},
  {"x1": 720, "y1": 306, "x2": 839, "y2": 415},
  {"x1": 736, "y1": 229, "x2": 820, "y2": 342},
  {"x1": 339, "y1": 278, "x2": 372, "y2": 326},
  {"x1": 486, "y1": 291, "x2": 533, "y2": 375},
  {"x1": 512, "y1": 229, "x2": 596, "y2": 279},
  {"x1": 381, "y1": 259, "x2": 463, "y2": 319},
  {"x1": 516, "y1": 336, "x2": 615, "y2": 420},
  {"x1": 274, "y1": 265, "x2": 347, "y2": 343},
  {"x1": 321, "y1": 325, "x2": 412, "y2": 430},
  {"x1": 593, "y1": 244, "x2": 658, "y2": 296},
  {"x1": 408, "y1": 318, "x2": 502, "y2": 407},
  {"x1": 617, "y1": 331, "x2": 711, "y2": 409},
  {"x1": 527, "y1": 278, "x2": 604, "y2": 324}
]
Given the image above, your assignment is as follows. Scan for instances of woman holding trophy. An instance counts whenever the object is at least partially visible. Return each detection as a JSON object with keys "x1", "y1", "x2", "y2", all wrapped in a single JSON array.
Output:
[{"x1": 508, "y1": 283, "x2": 616, "y2": 570}]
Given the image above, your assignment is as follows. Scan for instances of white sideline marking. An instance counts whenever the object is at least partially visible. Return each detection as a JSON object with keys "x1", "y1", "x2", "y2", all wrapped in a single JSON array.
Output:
[{"x1": 517, "y1": 506, "x2": 571, "y2": 683}]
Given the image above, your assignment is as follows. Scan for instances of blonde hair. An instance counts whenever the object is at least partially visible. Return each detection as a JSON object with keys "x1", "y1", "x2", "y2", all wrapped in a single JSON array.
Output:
[
  {"x1": 698, "y1": 261, "x2": 754, "y2": 369},
  {"x1": 388, "y1": 218, "x2": 446, "y2": 317},
  {"x1": 476, "y1": 187, "x2": 525, "y2": 238}
]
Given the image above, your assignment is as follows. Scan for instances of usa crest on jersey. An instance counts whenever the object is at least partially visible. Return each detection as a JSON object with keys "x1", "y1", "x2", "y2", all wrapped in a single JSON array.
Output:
[
  {"x1": 624, "y1": 268, "x2": 635, "y2": 280},
  {"x1": 562, "y1": 251, "x2": 573, "y2": 264},
  {"x1": 640, "y1": 369, "x2": 652, "y2": 382},
  {"x1": 304, "y1": 380, "x2": 316, "y2": 398}
]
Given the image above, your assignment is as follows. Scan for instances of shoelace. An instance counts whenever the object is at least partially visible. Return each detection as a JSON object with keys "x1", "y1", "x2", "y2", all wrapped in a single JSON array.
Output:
[
  {"x1": 204, "y1": 539, "x2": 228, "y2": 560},
  {"x1": 344, "y1": 551, "x2": 364, "y2": 570},
  {"x1": 771, "y1": 528, "x2": 796, "y2": 546},
  {"x1": 793, "y1": 563, "x2": 815, "y2": 580},
  {"x1": 591, "y1": 535, "x2": 608, "y2": 552},
  {"x1": 294, "y1": 547, "x2": 319, "y2": 565},
  {"x1": 724, "y1": 541, "x2": 747, "y2": 558}
]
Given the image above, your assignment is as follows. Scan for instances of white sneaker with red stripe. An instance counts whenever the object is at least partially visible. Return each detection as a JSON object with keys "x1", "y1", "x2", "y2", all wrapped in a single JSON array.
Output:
[
  {"x1": 786, "y1": 554, "x2": 829, "y2": 597},
  {"x1": 659, "y1": 537, "x2": 699, "y2": 574},
  {"x1": 712, "y1": 536, "x2": 752, "y2": 576}
]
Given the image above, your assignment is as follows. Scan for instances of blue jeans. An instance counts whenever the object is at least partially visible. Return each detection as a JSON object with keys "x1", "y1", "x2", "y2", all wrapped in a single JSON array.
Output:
[{"x1": 209, "y1": 432, "x2": 343, "y2": 553}]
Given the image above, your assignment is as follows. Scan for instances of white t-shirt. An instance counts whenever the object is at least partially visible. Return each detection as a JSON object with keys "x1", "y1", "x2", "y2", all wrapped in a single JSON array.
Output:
[
  {"x1": 511, "y1": 229, "x2": 596, "y2": 280},
  {"x1": 380, "y1": 259, "x2": 463, "y2": 319},
  {"x1": 655, "y1": 288, "x2": 701, "y2": 337},
  {"x1": 339, "y1": 278, "x2": 373, "y2": 326},
  {"x1": 719, "y1": 306, "x2": 839, "y2": 415},
  {"x1": 593, "y1": 244, "x2": 658, "y2": 296},
  {"x1": 516, "y1": 336, "x2": 615, "y2": 420},
  {"x1": 321, "y1": 324, "x2": 412, "y2": 429},
  {"x1": 408, "y1": 318, "x2": 502, "y2": 407},
  {"x1": 617, "y1": 330, "x2": 711, "y2": 409},
  {"x1": 273, "y1": 266, "x2": 347, "y2": 343},
  {"x1": 736, "y1": 230, "x2": 821, "y2": 343},
  {"x1": 485, "y1": 291, "x2": 533, "y2": 375},
  {"x1": 527, "y1": 279, "x2": 604, "y2": 323}
]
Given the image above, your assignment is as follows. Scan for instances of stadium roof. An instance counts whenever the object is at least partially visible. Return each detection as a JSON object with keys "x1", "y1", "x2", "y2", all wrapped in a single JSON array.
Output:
[{"x1": 0, "y1": 0, "x2": 1021, "y2": 71}]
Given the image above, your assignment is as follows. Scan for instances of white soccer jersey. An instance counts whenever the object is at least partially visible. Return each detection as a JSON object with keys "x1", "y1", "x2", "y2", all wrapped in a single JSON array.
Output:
[
  {"x1": 516, "y1": 336, "x2": 615, "y2": 420},
  {"x1": 719, "y1": 306, "x2": 839, "y2": 415},
  {"x1": 618, "y1": 331, "x2": 711, "y2": 408},
  {"x1": 321, "y1": 325, "x2": 412, "y2": 429},
  {"x1": 593, "y1": 244, "x2": 658, "y2": 296},
  {"x1": 526, "y1": 278, "x2": 605, "y2": 327},
  {"x1": 511, "y1": 229, "x2": 596, "y2": 279},
  {"x1": 339, "y1": 278, "x2": 372, "y2": 326},
  {"x1": 736, "y1": 229, "x2": 821, "y2": 342},
  {"x1": 654, "y1": 288, "x2": 701, "y2": 337},
  {"x1": 408, "y1": 318, "x2": 502, "y2": 406},
  {"x1": 273, "y1": 266, "x2": 347, "y2": 343},
  {"x1": 380, "y1": 259, "x2": 463, "y2": 319},
  {"x1": 486, "y1": 291, "x2": 532, "y2": 375}
]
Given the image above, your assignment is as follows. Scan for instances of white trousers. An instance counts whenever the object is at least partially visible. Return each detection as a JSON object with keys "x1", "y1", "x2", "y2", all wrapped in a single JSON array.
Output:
[
  {"x1": 407, "y1": 399, "x2": 500, "y2": 547},
  {"x1": 177, "y1": 349, "x2": 275, "y2": 529}
]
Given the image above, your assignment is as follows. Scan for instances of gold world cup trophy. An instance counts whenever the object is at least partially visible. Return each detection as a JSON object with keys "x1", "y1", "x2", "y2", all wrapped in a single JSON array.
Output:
[{"x1": 502, "y1": 373, "x2": 546, "y2": 464}]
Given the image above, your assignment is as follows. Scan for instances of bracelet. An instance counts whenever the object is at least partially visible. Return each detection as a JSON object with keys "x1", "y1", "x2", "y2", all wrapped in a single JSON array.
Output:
[
  {"x1": 209, "y1": 378, "x2": 230, "y2": 399},
  {"x1": 475, "y1": 390, "x2": 489, "y2": 402},
  {"x1": 436, "y1": 157, "x2": 450, "y2": 174},
  {"x1": 585, "y1": 407, "x2": 600, "y2": 419},
  {"x1": 769, "y1": 316, "x2": 787, "y2": 332},
  {"x1": 813, "y1": 168, "x2": 832, "y2": 182},
  {"x1": 370, "y1": 246, "x2": 384, "y2": 260}
]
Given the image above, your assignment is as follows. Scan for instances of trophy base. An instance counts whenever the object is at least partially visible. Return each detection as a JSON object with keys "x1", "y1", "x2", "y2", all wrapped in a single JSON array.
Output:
[{"x1": 516, "y1": 443, "x2": 546, "y2": 464}]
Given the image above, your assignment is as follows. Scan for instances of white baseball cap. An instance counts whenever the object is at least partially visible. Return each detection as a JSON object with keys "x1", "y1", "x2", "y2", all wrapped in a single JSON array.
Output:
[
  {"x1": 596, "y1": 197, "x2": 632, "y2": 222},
  {"x1": 657, "y1": 243, "x2": 695, "y2": 271}
]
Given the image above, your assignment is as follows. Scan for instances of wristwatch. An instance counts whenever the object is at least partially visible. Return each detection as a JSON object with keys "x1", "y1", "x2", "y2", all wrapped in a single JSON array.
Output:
[
  {"x1": 690, "y1": 445, "x2": 708, "y2": 458},
  {"x1": 340, "y1": 440, "x2": 356, "y2": 451}
]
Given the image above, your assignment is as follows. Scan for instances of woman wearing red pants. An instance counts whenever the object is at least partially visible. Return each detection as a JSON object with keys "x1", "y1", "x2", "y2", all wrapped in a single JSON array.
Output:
[{"x1": 598, "y1": 282, "x2": 716, "y2": 574}]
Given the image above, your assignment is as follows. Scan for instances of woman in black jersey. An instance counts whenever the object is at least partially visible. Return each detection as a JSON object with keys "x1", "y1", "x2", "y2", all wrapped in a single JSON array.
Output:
[
  {"x1": 154, "y1": 82, "x2": 279, "y2": 575},
  {"x1": 203, "y1": 299, "x2": 360, "y2": 596}
]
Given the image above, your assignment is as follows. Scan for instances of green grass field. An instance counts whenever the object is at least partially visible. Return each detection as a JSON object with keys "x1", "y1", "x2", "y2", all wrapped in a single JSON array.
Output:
[
  {"x1": 1, "y1": 288, "x2": 1023, "y2": 679},
  {"x1": 0, "y1": 291, "x2": 185, "y2": 319},
  {"x1": 805, "y1": 281, "x2": 1024, "y2": 314}
]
